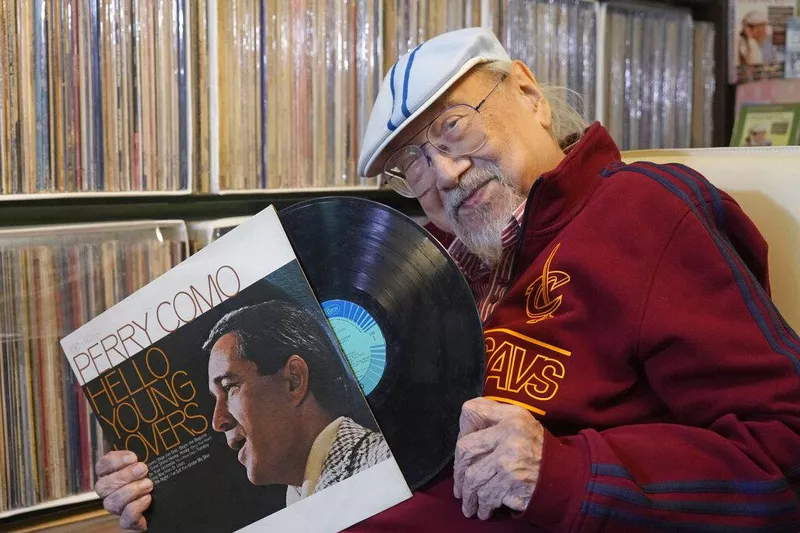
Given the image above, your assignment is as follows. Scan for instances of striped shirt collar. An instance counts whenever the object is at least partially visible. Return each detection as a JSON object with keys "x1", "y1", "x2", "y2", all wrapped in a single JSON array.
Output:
[{"x1": 448, "y1": 201, "x2": 527, "y2": 282}]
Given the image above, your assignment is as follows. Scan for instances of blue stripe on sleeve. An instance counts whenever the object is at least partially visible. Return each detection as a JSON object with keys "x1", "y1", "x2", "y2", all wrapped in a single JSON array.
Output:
[
  {"x1": 643, "y1": 161, "x2": 800, "y2": 358},
  {"x1": 589, "y1": 482, "x2": 796, "y2": 515},
  {"x1": 641, "y1": 479, "x2": 790, "y2": 495},
  {"x1": 643, "y1": 163, "x2": 715, "y2": 229},
  {"x1": 582, "y1": 501, "x2": 800, "y2": 533},
  {"x1": 592, "y1": 464, "x2": 634, "y2": 480},
  {"x1": 625, "y1": 164, "x2": 800, "y2": 374},
  {"x1": 672, "y1": 163, "x2": 726, "y2": 230},
  {"x1": 593, "y1": 464, "x2": 790, "y2": 494}
]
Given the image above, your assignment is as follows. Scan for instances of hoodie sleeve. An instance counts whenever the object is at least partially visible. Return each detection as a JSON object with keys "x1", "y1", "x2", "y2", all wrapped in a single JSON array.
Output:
[{"x1": 518, "y1": 183, "x2": 800, "y2": 532}]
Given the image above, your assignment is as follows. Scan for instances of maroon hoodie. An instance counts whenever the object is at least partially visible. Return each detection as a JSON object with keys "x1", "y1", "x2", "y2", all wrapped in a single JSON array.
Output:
[{"x1": 349, "y1": 123, "x2": 800, "y2": 532}]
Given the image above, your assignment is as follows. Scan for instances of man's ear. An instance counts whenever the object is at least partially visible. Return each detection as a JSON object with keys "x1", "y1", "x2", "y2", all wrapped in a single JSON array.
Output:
[
  {"x1": 283, "y1": 354, "x2": 310, "y2": 406},
  {"x1": 509, "y1": 60, "x2": 552, "y2": 130}
]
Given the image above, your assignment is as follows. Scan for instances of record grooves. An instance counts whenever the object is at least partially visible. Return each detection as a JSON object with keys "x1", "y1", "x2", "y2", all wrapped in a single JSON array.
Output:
[{"x1": 279, "y1": 196, "x2": 485, "y2": 491}]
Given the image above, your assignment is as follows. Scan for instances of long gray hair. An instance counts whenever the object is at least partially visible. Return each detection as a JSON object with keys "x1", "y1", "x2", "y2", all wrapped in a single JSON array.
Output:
[{"x1": 476, "y1": 60, "x2": 587, "y2": 149}]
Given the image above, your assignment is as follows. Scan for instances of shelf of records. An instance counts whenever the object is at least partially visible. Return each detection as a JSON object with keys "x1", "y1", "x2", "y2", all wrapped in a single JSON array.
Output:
[
  {"x1": 0, "y1": 220, "x2": 187, "y2": 522},
  {"x1": 0, "y1": 0, "x2": 719, "y2": 200}
]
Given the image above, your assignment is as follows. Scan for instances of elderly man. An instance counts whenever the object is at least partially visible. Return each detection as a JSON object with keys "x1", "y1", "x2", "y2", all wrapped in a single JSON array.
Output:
[
  {"x1": 745, "y1": 123, "x2": 773, "y2": 146},
  {"x1": 737, "y1": 10, "x2": 778, "y2": 80},
  {"x1": 94, "y1": 28, "x2": 800, "y2": 532},
  {"x1": 738, "y1": 10, "x2": 769, "y2": 67},
  {"x1": 350, "y1": 27, "x2": 800, "y2": 531}
]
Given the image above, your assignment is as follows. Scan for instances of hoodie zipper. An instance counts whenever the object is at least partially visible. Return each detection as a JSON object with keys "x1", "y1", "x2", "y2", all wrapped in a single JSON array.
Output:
[{"x1": 509, "y1": 175, "x2": 544, "y2": 280}]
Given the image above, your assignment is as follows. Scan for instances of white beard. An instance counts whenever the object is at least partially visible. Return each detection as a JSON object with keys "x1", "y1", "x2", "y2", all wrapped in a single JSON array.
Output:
[{"x1": 444, "y1": 163, "x2": 527, "y2": 267}]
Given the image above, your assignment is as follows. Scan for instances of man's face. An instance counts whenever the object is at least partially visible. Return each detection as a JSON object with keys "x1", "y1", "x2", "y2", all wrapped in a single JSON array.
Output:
[
  {"x1": 752, "y1": 23, "x2": 767, "y2": 41},
  {"x1": 382, "y1": 61, "x2": 565, "y2": 265},
  {"x1": 208, "y1": 332, "x2": 301, "y2": 486}
]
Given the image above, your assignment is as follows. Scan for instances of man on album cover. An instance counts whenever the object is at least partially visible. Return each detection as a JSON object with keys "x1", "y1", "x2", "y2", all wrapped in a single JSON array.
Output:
[
  {"x1": 744, "y1": 122, "x2": 774, "y2": 146},
  {"x1": 203, "y1": 300, "x2": 392, "y2": 506},
  {"x1": 95, "y1": 299, "x2": 391, "y2": 530},
  {"x1": 736, "y1": 10, "x2": 779, "y2": 81}
]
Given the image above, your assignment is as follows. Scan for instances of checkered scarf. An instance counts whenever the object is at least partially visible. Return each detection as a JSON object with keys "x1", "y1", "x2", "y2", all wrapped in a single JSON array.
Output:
[{"x1": 315, "y1": 417, "x2": 393, "y2": 493}]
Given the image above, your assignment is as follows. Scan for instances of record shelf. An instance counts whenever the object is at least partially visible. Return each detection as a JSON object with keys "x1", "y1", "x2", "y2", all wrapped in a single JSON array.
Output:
[{"x1": 672, "y1": 0, "x2": 737, "y2": 147}]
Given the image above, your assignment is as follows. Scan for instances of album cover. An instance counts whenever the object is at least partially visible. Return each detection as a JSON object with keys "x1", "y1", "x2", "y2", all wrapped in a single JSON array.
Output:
[
  {"x1": 729, "y1": 0, "x2": 797, "y2": 84},
  {"x1": 730, "y1": 102, "x2": 800, "y2": 146},
  {"x1": 59, "y1": 206, "x2": 411, "y2": 533},
  {"x1": 786, "y1": 17, "x2": 800, "y2": 77}
]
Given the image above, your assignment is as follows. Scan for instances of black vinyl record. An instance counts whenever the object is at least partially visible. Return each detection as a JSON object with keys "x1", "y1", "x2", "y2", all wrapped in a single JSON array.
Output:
[{"x1": 279, "y1": 196, "x2": 485, "y2": 491}]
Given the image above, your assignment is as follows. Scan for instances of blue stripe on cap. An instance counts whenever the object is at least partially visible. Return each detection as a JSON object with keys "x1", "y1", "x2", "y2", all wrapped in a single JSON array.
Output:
[
  {"x1": 387, "y1": 61, "x2": 399, "y2": 130},
  {"x1": 401, "y1": 43, "x2": 423, "y2": 117}
]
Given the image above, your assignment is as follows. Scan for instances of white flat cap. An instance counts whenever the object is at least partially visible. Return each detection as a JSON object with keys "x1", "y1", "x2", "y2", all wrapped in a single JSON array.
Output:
[
  {"x1": 357, "y1": 27, "x2": 511, "y2": 177},
  {"x1": 743, "y1": 10, "x2": 768, "y2": 25}
]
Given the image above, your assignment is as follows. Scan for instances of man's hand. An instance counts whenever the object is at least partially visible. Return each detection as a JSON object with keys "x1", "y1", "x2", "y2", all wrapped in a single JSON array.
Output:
[
  {"x1": 94, "y1": 451, "x2": 153, "y2": 531},
  {"x1": 453, "y1": 397, "x2": 544, "y2": 520}
]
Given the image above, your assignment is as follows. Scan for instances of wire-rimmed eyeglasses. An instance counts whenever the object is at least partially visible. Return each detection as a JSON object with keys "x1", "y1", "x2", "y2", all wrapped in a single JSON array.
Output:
[{"x1": 383, "y1": 74, "x2": 507, "y2": 198}]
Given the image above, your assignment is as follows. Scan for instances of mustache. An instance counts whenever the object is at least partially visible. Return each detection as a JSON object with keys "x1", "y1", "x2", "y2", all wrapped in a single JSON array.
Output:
[{"x1": 444, "y1": 165, "x2": 504, "y2": 216}]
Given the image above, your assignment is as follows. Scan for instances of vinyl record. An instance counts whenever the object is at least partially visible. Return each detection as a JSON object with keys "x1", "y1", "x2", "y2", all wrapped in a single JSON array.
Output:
[{"x1": 279, "y1": 196, "x2": 485, "y2": 491}]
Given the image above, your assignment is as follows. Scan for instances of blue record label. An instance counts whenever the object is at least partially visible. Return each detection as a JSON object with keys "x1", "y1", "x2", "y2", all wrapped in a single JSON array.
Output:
[{"x1": 321, "y1": 299, "x2": 386, "y2": 396}]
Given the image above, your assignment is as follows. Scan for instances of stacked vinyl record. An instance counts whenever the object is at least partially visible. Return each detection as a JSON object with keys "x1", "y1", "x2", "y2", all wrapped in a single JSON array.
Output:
[{"x1": 280, "y1": 196, "x2": 485, "y2": 490}]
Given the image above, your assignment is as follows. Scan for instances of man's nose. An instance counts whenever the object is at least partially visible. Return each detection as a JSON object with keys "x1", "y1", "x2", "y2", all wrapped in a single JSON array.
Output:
[
  {"x1": 430, "y1": 150, "x2": 471, "y2": 190},
  {"x1": 212, "y1": 398, "x2": 235, "y2": 433}
]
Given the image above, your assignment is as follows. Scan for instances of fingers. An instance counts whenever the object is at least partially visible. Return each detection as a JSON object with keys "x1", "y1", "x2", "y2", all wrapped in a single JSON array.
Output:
[
  {"x1": 477, "y1": 476, "x2": 503, "y2": 520},
  {"x1": 459, "y1": 454, "x2": 497, "y2": 518},
  {"x1": 101, "y1": 476, "x2": 154, "y2": 517},
  {"x1": 458, "y1": 398, "x2": 522, "y2": 439},
  {"x1": 455, "y1": 426, "x2": 501, "y2": 463},
  {"x1": 95, "y1": 451, "x2": 152, "y2": 530},
  {"x1": 453, "y1": 426, "x2": 500, "y2": 498},
  {"x1": 96, "y1": 451, "x2": 138, "y2": 477},
  {"x1": 501, "y1": 490, "x2": 529, "y2": 514},
  {"x1": 120, "y1": 494, "x2": 151, "y2": 531},
  {"x1": 462, "y1": 481, "x2": 480, "y2": 519},
  {"x1": 458, "y1": 398, "x2": 496, "y2": 439},
  {"x1": 96, "y1": 461, "x2": 150, "y2": 499},
  {"x1": 455, "y1": 398, "x2": 539, "y2": 521}
]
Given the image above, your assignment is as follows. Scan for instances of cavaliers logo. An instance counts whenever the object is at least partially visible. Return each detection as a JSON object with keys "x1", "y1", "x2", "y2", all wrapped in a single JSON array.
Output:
[{"x1": 524, "y1": 243, "x2": 570, "y2": 324}]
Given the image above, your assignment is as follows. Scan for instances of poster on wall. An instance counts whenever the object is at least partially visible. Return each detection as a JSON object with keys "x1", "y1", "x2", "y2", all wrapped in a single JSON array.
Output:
[{"x1": 729, "y1": 0, "x2": 797, "y2": 83}]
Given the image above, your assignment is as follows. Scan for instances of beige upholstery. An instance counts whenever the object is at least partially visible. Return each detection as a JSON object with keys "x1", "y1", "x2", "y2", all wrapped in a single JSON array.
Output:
[{"x1": 622, "y1": 147, "x2": 800, "y2": 331}]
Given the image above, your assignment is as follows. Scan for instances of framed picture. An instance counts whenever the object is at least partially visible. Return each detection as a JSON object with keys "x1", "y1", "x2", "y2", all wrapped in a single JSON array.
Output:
[
  {"x1": 729, "y1": 0, "x2": 797, "y2": 84},
  {"x1": 730, "y1": 103, "x2": 800, "y2": 146}
]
